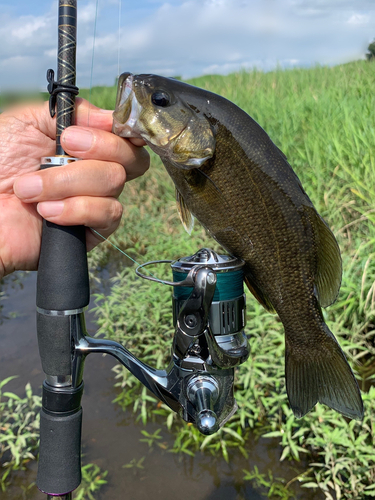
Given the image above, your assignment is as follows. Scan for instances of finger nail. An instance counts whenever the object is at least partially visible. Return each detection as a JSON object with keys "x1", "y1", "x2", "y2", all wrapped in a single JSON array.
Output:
[
  {"x1": 14, "y1": 175, "x2": 43, "y2": 198},
  {"x1": 62, "y1": 127, "x2": 93, "y2": 152},
  {"x1": 37, "y1": 201, "x2": 65, "y2": 217}
]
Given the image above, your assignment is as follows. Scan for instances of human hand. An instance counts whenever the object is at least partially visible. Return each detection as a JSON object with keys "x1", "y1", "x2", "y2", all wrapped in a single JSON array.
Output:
[{"x1": 0, "y1": 98, "x2": 149, "y2": 279}]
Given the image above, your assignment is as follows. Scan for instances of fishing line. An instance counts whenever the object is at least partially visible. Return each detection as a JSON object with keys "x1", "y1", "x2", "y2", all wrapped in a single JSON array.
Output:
[
  {"x1": 90, "y1": 228, "x2": 168, "y2": 285},
  {"x1": 87, "y1": 0, "x2": 99, "y2": 126},
  {"x1": 117, "y1": 0, "x2": 122, "y2": 79},
  {"x1": 87, "y1": 3, "x2": 166, "y2": 286}
]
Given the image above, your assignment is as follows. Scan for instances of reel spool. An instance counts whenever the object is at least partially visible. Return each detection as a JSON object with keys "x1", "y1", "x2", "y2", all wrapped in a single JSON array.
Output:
[{"x1": 171, "y1": 248, "x2": 246, "y2": 338}]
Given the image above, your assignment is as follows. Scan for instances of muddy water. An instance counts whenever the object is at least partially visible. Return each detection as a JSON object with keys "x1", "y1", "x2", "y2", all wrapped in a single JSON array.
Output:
[{"x1": 0, "y1": 272, "x2": 321, "y2": 500}]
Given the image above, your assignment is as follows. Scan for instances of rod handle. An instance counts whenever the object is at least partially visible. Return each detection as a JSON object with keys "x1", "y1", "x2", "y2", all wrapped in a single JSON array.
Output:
[
  {"x1": 37, "y1": 408, "x2": 82, "y2": 495},
  {"x1": 36, "y1": 157, "x2": 89, "y2": 311},
  {"x1": 36, "y1": 220, "x2": 89, "y2": 311},
  {"x1": 37, "y1": 382, "x2": 84, "y2": 495}
]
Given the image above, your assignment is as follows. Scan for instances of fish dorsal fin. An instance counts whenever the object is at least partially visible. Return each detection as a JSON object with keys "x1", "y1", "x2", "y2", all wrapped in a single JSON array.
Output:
[
  {"x1": 310, "y1": 209, "x2": 342, "y2": 307},
  {"x1": 176, "y1": 189, "x2": 194, "y2": 235},
  {"x1": 276, "y1": 145, "x2": 288, "y2": 161},
  {"x1": 244, "y1": 273, "x2": 276, "y2": 314}
]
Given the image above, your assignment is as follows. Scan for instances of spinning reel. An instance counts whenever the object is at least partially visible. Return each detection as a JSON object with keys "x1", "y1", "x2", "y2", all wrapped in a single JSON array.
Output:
[{"x1": 136, "y1": 247, "x2": 250, "y2": 433}]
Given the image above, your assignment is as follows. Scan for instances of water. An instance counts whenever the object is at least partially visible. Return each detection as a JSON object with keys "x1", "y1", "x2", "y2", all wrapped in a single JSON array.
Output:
[{"x1": 0, "y1": 272, "x2": 321, "y2": 500}]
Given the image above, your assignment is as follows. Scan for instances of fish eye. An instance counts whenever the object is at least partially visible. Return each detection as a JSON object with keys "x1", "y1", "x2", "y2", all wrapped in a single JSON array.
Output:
[{"x1": 151, "y1": 91, "x2": 171, "y2": 107}]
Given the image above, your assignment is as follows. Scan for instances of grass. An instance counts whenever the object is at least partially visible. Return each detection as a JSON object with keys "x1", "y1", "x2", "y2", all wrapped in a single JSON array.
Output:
[
  {"x1": 0, "y1": 377, "x2": 40, "y2": 492},
  {"x1": 0, "y1": 378, "x2": 108, "y2": 498},
  {"x1": 87, "y1": 60, "x2": 375, "y2": 499}
]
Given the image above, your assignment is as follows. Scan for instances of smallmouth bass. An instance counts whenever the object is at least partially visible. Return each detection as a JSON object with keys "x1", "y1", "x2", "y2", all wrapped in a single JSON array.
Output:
[{"x1": 112, "y1": 73, "x2": 363, "y2": 420}]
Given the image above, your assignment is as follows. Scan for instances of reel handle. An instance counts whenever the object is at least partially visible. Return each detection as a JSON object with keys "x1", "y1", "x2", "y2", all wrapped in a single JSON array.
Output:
[{"x1": 187, "y1": 377, "x2": 219, "y2": 435}]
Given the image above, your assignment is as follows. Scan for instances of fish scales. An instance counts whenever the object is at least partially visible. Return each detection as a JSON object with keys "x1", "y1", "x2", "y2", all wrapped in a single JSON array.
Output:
[{"x1": 112, "y1": 73, "x2": 363, "y2": 420}]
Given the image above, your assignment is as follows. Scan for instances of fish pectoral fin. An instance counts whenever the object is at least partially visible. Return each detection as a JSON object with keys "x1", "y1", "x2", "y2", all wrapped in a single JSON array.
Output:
[
  {"x1": 307, "y1": 208, "x2": 342, "y2": 307},
  {"x1": 244, "y1": 274, "x2": 276, "y2": 314},
  {"x1": 176, "y1": 189, "x2": 194, "y2": 235},
  {"x1": 285, "y1": 323, "x2": 363, "y2": 420}
]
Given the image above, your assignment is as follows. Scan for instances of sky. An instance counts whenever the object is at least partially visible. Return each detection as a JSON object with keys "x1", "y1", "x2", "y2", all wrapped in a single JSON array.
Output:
[{"x1": 0, "y1": 0, "x2": 374, "y2": 91}]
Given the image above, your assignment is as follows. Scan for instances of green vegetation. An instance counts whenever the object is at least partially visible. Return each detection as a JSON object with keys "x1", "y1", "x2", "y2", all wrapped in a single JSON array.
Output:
[
  {"x1": 0, "y1": 378, "x2": 108, "y2": 498},
  {"x1": 366, "y1": 40, "x2": 375, "y2": 61},
  {"x1": 74, "y1": 464, "x2": 108, "y2": 500},
  {"x1": 0, "y1": 377, "x2": 40, "y2": 492},
  {"x1": 88, "y1": 60, "x2": 375, "y2": 499},
  {"x1": 243, "y1": 466, "x2": 297, "y2": 499}
]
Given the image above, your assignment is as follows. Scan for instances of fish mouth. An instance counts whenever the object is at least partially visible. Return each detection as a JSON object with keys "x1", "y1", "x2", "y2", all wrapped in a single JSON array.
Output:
[
  {"x1": 112, "y1": 74, "x2": 143, "y2": 139},
  {"x1": 119, "y1": 74, "x2": 134, "y2": 105}
]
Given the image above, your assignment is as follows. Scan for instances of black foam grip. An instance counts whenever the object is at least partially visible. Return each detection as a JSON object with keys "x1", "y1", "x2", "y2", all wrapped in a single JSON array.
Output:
[
  {"x1": 36, "y1": 220, "x2": 89, "y2": 310},
  {"x1": 37, "y1": 408, "x2": 82, "y2": 495},
  {"x1": 37, "y1": 313, "x2": 72, "y2": 376}
]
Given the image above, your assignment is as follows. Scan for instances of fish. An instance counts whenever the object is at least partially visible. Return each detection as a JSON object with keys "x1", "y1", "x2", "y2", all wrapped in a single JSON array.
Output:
[{"x1": 112, "y1": 72, "x2": 364, "y2": 420}]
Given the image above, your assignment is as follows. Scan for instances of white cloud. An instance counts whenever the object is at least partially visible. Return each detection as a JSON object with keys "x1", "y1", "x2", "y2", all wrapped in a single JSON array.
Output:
[
  {"x1": 110, "y1": 0, "x2": 374, "y2": 80},
  {"x1": 203, "y1": 58, "x2": 300, "y2": 76},
  {"x1": 12, "y1": 17, "x2": 49, "y2": 40},
  {"x1": 347, "y1": 13, "x2": 370, "y2": 25},
  {"x1": 79, "y1": 4, "x2": 98, "y2": 24},
  {"x1": 44, "y1": 48, "x2": 57, "y2": 58}
]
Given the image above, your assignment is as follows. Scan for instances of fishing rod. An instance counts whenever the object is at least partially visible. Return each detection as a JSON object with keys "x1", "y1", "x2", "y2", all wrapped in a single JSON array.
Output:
[
  {"x1": 35, "y1": 1, "x2": 250, "y2": 497},
  {"x1": 36, "y1": 1, "x2": 85, "y2": 499}
]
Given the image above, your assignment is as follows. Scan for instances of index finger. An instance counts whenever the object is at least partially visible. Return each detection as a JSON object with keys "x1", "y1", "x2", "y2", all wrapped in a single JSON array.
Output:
[
  {"x1": 75, "y1": 98, "x2": 146, "y2": 146},
  {"x1": 75, "y1": 98, "x2": 113, "y2": 131},
  {"x1": 29, "y1": 98, "x2": 114, "y2": 139},
  {"x1": 6, "y1": 98, "x2": 115, "y2": 142}
]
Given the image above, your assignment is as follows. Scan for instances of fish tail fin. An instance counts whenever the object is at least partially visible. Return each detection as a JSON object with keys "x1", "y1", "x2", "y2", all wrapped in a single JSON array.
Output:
[{"x1": 285, "y1": 323, "x2": 364, "y2": 420}]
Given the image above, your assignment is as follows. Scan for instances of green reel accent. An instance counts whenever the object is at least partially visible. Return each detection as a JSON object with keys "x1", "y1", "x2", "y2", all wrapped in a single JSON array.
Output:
[
  {"x1": 170, "y1": 248, "x2": 246, "y2": 336},
  {"x1": 173, "y1": 269, "x2": 244, "y2": 301}
]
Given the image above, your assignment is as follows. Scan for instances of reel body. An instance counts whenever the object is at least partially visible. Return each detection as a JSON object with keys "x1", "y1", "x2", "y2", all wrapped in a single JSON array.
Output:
[
  {"x1": 120, "y1": 248, "x2": 250, "y2": 434},
  {"x1": 70, "y1": 248, "x2": 250, "y2": 436},
  {"x1": 169, "y1": 249, "x2": 249, "y2": 433}
]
